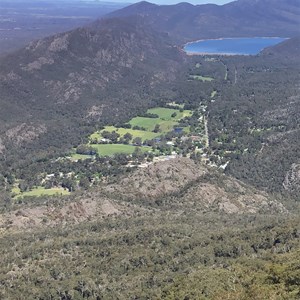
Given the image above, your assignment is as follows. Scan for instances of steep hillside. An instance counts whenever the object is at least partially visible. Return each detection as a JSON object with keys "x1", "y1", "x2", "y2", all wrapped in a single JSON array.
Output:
[
  {"x1": 262, "y1": 36, "x2": 300, "y2": 59},
  {"x1": 0, "y1": 158, "x2": 286, "y2": 232},
  {"x1": 0, "y1": 17, "x2": 184, "y2": 163},
  {"x1": 101, "y1": 158, "x2": 285, "y2": 214},
  {"x1": 108, "y1": 0, "x2": 300, "y2": 41}
]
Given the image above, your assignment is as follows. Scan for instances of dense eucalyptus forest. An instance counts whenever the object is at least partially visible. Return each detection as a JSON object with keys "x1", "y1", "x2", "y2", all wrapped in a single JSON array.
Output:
[{"x1": 0, "y1": 0, "x2": 299, "y2": 299}]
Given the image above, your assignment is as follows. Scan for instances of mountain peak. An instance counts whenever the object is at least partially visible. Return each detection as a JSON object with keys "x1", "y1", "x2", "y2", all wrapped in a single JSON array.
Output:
[
  {"x1": 112, "y1": 1, "x2": 158, "y2": 16},
  {"x1": 175, "y1": 2, "x2": 194, "y2": 7},
  {"x1": 134, "y1": 0, "x2": 157, "y2": 7},
  {"x1": 108, "y1": 0, "x2": 300, "y2": 41}
]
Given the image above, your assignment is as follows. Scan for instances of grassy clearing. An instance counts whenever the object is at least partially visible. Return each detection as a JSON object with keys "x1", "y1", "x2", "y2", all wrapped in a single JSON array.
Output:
[
  {"x1": 129, "y1": 117, "x2": 183, "y2": 132},
  {"x1": 15, "y1": 187, "x2": 70, "y2": 198},
  {"x1": 189, "y1": 75, "x2": 214, "y2": 82},
  {"x1": 90, "y1": 132, "x2": 102, "y2": 140},
  {"x1": 90, "y1": 107, "x2": 192, "y2": 139},
  {"x1": 147, "y1": 107, "x2": 192, "y2": 121},
  {"x1": 11, "y1": 186, "x2": 21, "y2": 195},
  {"x1": 211, "y1": 90, "x2": 217, "y2": 98},
  {"x1": 157, "y1": 120, "x2": 179, "y2": 132},
  {"x1": 91, "y1": 144, "x2": 150, "y2": 156},
  {"x1": 96, "y1": 126, "x2": 161, "y2": 141},
  {"x1": 129, "y1": 117, "x2": 161, "y2": 131}
]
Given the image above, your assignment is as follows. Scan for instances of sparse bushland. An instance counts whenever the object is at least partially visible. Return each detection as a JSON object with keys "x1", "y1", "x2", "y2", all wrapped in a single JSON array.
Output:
[{"x1": 0, "y1": 207, "x2": 299, "y2": 299}]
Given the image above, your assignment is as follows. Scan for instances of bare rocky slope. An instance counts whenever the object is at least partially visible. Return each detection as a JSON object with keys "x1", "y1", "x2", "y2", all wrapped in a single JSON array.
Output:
[
  {"x1": 0, "y1": 158, "x2": 286, "y2": 232},
  {"x1": 101, "y1": 158, "x2": 286, "y2": 214}
]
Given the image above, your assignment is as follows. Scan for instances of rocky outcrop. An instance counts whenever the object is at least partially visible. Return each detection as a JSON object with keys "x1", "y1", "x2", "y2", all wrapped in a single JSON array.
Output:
[{"x1": 102, "y1": 158, "x2": 287, "y2": 214}]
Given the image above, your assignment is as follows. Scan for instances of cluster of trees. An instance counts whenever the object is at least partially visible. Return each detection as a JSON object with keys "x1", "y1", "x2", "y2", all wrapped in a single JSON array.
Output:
[
  {"x1": 138, "y1": 112, "x2": 159, "y2": 118},
  {"x1": 76, "y1": 145, "x2": 97, "y2": 156}
]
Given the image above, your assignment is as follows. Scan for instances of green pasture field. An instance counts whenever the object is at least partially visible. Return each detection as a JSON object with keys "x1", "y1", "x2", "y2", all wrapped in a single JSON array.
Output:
[
  {"x1": 147, "y1": 107, "x2": 192, "y2": 121},
  {"x1": 129, "y1": 117, "x2": 161, "y2": 131},
  {"x1": 157, "y1": 120, "x2": 179, "y2": 132},
  {"x1": 93, "y1": 126, "x2": 160, "y2": 142},
  {"x1": 14, "y1": 187, "x2": 70, "y2": 198},
  {"x1": 129, "y1": 117, "x2": 180, "y2": 132},
  {"x1": 91, "y1": 144, "x2": 150, "y2": 156},
  {"x1": 129, "y1": 107, "x2": 192, "y2": 131},
  {"x1": 88, "y1": 107, "x2": 192, "y2": 148}
]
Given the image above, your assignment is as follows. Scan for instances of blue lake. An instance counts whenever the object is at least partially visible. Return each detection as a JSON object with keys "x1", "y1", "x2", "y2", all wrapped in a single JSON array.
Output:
[{"x1": 184, "y1": 37, "x2": 288, "y2": 55}]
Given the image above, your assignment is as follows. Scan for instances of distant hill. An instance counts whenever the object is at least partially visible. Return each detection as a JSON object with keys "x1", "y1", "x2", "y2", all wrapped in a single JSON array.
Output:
[
  {"x1": 108, "y1": 0, "x2": 300, "y2": 42},
  {"x1": 261, "y1": 36, "x2": 300, "y2": 59},
  {"x1": 0, "y1": 0, "x2": 128, "y2": 55}
]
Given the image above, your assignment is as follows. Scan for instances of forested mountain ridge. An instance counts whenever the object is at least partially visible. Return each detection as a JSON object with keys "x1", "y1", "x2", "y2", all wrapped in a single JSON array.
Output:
[
  {"x1": 108, "y1": 0, "x2": 300, "y2": 42},
  {"x1": 0, "y1": 17, "x2": 184, "y2": 164}
]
